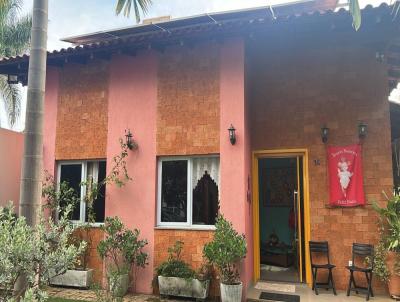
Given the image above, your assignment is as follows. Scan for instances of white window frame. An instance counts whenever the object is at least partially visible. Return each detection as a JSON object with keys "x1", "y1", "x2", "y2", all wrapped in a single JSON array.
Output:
[
  {"x1": 57, "y1": 160, "x2": 105, "y2": 225},
  {"x1": 157, "y1": 155, "x2": 219, "y2": 229}
]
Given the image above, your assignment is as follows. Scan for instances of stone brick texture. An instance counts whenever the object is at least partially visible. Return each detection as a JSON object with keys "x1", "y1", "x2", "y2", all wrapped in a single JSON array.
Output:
[
  {"x1": 156, "y1": 42, "x2": 220, "y2": 155},
  {"x1": 248, "y1": 32, "x2": 393, "y2": 291},
  {"x1": 55, "y1": 61, "x2": 109, "y2": 160},
  {"x1": 73, "y1": 227, "x2": 104, "y2": 284}
]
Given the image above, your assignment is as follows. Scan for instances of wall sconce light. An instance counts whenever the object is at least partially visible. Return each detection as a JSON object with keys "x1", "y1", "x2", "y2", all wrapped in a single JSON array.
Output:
[
  {"x1": 228, "y1": 124, "x2": 236, "y2": 145},
  {"x1": 7, "y1": 74, "x2": 18, "y2": 85},
  {"x1": 125, "y1": 129, "x2": 137, "y2": 150},
  {"x1": 321, "y1": 125, "x2": 329, "y2": 144},
  {"x1": 358, "y1": 122, "x2": 367, "y2": 139}
]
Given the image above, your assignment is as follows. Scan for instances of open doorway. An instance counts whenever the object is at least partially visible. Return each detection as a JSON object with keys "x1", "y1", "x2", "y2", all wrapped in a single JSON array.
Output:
[{"x1": 257, "y1": 156, "x2": 306, "y2": 283}]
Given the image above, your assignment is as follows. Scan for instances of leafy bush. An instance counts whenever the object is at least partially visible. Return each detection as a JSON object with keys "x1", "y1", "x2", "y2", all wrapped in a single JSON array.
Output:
[
  {"x1": 155, "y1": 241, "x2": 196, "y2": 279},
  {"x1": 97, "y1": 216, "x2": 148, "y2": 294},
  {"x1": 371, "y1": 192, "x2": 400, "y2": 281},
  {"x1": 203, "y1": 215, "x2": 247, "y2": 284},
  {"x1": 0, "y1": 203, "x2": 86, "y2": 302}
]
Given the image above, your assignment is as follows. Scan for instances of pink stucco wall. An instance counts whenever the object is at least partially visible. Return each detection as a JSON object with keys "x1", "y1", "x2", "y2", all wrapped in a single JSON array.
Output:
[
  {"x1": 0, "y1": 128, "x2": 23, "y2": 208},
  {"x1": 43, "y1": 67, "x2": 60, "y2": 176},
  {"x1": 219, "y1": 37, "x2": 253, "y2": 295},
  {"x1": 106, "y1": 51, "x2": 158, "y2": 294}
]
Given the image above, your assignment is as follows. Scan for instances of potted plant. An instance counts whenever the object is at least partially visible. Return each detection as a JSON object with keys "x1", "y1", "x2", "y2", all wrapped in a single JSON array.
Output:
[
  {"x1": 46, "y1": 139, "x2": 133, "y2": 289},
  {"x1": 42, "y1": 174, "x2": 94, "y2": 288},
  {"x1": 156, "y1": 241, "x2": 211, "y2": 301},
  {"x1": 371, "y1": 192, "x2": 400, "y2": 299},
  {"x1": 97, "y1": 216, "x2": 148, "y2": 297},
  {"x1": 49, "y1": 225, "x2": 94, "y2": 288},
  {"x1": 203, "y1": 215, "x2": 247, "y2": 302}
]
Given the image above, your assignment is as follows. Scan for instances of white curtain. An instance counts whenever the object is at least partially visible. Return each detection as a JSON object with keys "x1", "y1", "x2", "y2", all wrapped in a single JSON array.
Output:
[{"x1": 192, "y1": 157, "x2": 220, "y2": 189}]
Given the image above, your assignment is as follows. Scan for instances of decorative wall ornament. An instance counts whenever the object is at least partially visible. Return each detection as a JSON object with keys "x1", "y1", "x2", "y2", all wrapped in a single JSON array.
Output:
[{"x1": 327, "y1": 144, "x2": 365, "y2": 207}]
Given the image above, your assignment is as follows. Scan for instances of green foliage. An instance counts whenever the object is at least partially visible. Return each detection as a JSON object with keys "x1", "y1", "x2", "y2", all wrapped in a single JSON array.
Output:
[
  {"x1": 348, "y1": 0, "x2": 400, "y2": 31},
  {"x1": 349, "y1": 0, "x2": 361, "y2": 31},
  {"x1": 42, "y1": 171, "x2": 80, "y2": 220},
  {"x1": 42, "y1": 140, "x2": 132, "y2": 271},
  {"x1": 104, "y1": 138, "x2": 132, "y2": 188},
  {"x1": 0, "y1": 202, "x2": 86, "y2": 302},
  {"x1": 97, "y1": 216, "x2": 148, "y2": 275},
  {"x1": 115, "y1": 0, "x2": 152, "y2": 23},
  {"x1": 373, "y1": 192, "x2": 400, "y2": 252},
  {"x1": 155, "y1": 241, "x2": 196, "y2": 279},
  {"x1": 371, "y1": 191, "x2": 400, "y2": 281},
  {"x1": 0, "y1": 0, "x2": 32, "y2": 126},
  {"x1": 47, "y1": 298, "x2": 90, "y2": 302},
  {"x1": 370, "y1": 241, "x2": 390, "y2": 282},
  {"x1": 92, "y1": 282, "x2": 122, "y2": 302},
  {"x1": 203, "y1": 215, "x2": 247, "y2": 284}
]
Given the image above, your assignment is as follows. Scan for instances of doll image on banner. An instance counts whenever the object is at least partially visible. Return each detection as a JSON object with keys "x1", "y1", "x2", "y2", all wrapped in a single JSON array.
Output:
[
  {"x1": 338, "y1": 158, "x2": 353, "y2": 198},
  {"x1": 327, "y1": 144, "x2": 365, "y2": 207}
]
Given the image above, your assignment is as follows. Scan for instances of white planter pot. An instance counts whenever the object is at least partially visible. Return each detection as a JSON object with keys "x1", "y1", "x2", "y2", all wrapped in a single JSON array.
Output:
[
  {"x1": 50, "y1": 269, "x2": 93, "y2": 288},
  {"x1": 220, "y1": 282, "x2": 242, "y2": 302},
  {"x1": 109, "y1": 273, "x2": 129, "y2": 297},
  {"x1": 158, "y1": 276, "x2": 210, "y2": 301}
]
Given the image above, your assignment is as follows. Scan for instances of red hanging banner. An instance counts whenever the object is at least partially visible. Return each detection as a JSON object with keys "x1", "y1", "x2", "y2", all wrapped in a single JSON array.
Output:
[{"x1": 327, "y1": 144, "x2": 365, "y2": 207}]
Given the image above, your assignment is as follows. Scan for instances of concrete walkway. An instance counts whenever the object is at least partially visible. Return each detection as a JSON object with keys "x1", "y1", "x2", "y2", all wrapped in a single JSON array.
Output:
[
  {"x1": 48, "y1": 285, "x2": 397, "y2": 302},
  {"x1": 247, "y1": 283, "x2": 396, "y2": 302},
  {"x1": 47, "y1": 287, "x2": 187, "y2": 302}
]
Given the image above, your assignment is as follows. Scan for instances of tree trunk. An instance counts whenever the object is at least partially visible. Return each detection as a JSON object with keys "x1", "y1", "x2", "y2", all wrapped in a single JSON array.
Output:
[{"x1": 19, "y1": 0, "x2": 48, "y2": 226}]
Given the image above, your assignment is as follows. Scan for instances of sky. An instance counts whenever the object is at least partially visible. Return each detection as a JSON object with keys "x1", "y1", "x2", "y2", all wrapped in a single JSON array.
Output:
[{"x1": 0, "y1": 0, "x2": 393, "y2": 130}]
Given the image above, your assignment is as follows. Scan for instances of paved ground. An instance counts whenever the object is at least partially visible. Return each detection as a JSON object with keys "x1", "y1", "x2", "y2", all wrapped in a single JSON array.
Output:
[
  {"x1": 47, "y1": 287, "x2": 193, "y2": 302},
  {"x1": 48, "y1": 285, "x2": 398, "y2": 301},
  {"x1": 247, "y1": 283, "x2": 397, "y2": 302}
]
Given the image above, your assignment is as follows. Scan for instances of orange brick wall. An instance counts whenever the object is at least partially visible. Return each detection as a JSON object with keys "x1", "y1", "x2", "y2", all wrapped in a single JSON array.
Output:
[
  {"x1": 73, "y1": 227, "x2": 104, "y2": 284},
  {"x1": 154, "y1": 229, "x2": 214, "y2": 270},
  {"x1": 55, "y1": 62, "x2": 109, "y2": 160},
  {"x1": 156, "y1": 43, "x2": 220, "y2": 155},
  {"x1": 248, "y1": 34, "x2": 393, "y2": 290}
]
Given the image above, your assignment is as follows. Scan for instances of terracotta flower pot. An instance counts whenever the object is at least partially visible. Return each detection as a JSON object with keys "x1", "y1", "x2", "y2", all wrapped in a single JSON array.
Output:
[{"x1": 386, "y1": 251, "x2": 400, "y2": 299}]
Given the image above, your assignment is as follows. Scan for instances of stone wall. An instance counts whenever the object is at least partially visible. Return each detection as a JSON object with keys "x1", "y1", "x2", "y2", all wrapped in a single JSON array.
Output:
[
  {"x1": 156, "y1": 42, "x2": 220, "y2": 155},
  {"x1": 55, "y1": 62, "x2": 109, "y2": 160},
  {"x1": 248, "y1": 32, "x2": 393, "y2": 290}
]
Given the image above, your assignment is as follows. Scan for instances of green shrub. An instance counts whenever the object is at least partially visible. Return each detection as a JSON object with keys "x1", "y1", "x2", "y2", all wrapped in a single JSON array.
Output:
[
  {"x1": 0, "y1": 203, "x2": 86, "y2": 302},
  {"x1": 203, "y1": 215, "x2": 247, "y2": 284},
  {"x1": 97, "y1": 216, "x2": 149, "y2": 275},
  {"x1": 371, "y1": 192, "x2": 400, "y2": 281},
  {"x1": 155, "y1": 241, "x2": 196, "y2": 279}
]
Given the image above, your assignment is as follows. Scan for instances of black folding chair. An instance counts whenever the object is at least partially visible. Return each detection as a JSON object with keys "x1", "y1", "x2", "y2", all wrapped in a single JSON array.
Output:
[
  {"x1": 309, "y1": 241, "x2": 337, "y2": 295},
  {"x1": 346, "y1": 243, "x2": 374, "y2": 301}
]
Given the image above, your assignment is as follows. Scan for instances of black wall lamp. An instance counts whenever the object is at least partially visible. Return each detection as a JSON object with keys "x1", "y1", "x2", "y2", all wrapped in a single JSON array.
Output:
[
  {"x1": 358, "y1": 122, "x2": 367, "y2": 139},
  {"x1": 321, "y1": 125, "x2": 329, "y2": 144},
  {"x1": 125, "y1": 129, "x2": 138, "y2": 150},
  {"x1": 228, "y1": 124, "x2": 236, "y2": 145}
]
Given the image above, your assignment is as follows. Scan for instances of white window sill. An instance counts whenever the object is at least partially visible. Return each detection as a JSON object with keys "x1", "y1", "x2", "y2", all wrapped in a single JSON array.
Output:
[
  {"x1": 71, "y1": 221, "x2": 104, "y2": 228},
  {"x1": 155, "y1": 225, "x2": 216, "y2": 231}
]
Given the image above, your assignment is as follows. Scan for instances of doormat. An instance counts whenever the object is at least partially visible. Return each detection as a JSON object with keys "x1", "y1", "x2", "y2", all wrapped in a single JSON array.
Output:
[
  {"x1": 259, "y1": 292, "x2": 300, "y2": 302},
  {"x1": 255, "y1": 282, "x2": 295, "y2": 293}
]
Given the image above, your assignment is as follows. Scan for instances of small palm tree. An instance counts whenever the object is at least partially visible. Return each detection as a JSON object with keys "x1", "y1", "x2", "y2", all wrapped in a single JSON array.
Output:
[
  {"x1": 0, "y1": 0, "x2": 31, "y2": 127},
  {"x1": 115, "y1": 0, "x2": 152, "y2": 23}
]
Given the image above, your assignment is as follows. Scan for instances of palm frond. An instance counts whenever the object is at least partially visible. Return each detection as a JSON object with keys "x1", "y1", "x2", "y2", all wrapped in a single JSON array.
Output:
[
  {"x1": 0, "y1": 75, "x2": 21, "y2": 127},
  {"x1": 0, "y1": 0, "x2": 30, "y2": 127},
  {"x1": 349, "y1": 0, "x2": 361, "y2": 31},
  {"x1": 2, "y1": 14, "x2": 31, "y2": 56},
  {"x1": 115, "y1": 0, "x2": 152, "y2": 23}
]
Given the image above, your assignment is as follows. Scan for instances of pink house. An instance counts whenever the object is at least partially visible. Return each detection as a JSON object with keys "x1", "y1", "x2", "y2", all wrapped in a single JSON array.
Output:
[
  {"x1": 1, "y1": 1, "x2": 400, "y2": 298},
  {"x1": 0, "y1": 128, "x2": 23, "y2": 208}
]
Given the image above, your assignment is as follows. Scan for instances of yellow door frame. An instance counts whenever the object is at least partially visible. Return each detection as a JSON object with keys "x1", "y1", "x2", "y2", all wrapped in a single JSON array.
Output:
[{"x1": 252, "y1": 148, "x2": 312, "y2": 286}]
